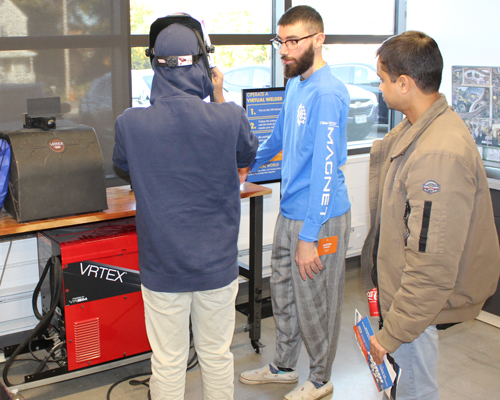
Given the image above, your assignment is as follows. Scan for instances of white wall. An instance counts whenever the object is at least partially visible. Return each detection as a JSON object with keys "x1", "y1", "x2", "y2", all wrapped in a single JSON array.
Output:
[
  {"x1": 0, "y1": 237, "x2": 40, "y2": 337},
  {"x1": 407, "y1": 0, "x2": 500, "y2": 100},
  {"x1": 343, "y1": 154, "x2": 370, "y2": 257}
]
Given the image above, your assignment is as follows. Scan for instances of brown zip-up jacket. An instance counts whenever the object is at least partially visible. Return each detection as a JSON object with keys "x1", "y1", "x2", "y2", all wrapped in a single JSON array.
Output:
[{"x1": 361, "y1": 95, "x2": 500, "y2": 353}]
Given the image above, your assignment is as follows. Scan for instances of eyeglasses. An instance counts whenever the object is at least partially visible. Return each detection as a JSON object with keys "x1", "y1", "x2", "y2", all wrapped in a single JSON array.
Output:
[{"x1": 270, "y1": 33, "x2": 318, "y2": 50}]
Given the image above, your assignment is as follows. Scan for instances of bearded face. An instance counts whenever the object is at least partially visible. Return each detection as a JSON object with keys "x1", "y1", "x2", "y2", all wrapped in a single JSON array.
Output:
[{"x1": 282, "y1": 42, "x2": 315, "y2": 79}]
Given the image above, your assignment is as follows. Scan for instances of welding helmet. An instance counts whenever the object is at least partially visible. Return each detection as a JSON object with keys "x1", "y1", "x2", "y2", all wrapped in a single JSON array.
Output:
[{"x1": 145, "y1": 13, "x2": 214, "y2": 80}]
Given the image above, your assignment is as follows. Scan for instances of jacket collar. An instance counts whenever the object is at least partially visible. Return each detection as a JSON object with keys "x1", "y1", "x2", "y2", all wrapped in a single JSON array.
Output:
[{"x1": 390, "y1": 94, "x2": 449, "y2": 161}]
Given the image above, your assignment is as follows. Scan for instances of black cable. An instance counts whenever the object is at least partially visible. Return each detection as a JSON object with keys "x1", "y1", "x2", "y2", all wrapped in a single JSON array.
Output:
[
  {"x1": 28, "y1": 338, "x2": 46, "y2": 362},
  {"x1": 32, "y1": 257, "x2": 54, "y2": 320},
  {"x1": 106, "y1": 373, "x2": 151, "y2": 400},
  {"x1": 193, "y1": 30, "x2": 214, "y2": 103},
  {"x1": 28, "y1": 346, "x2": 42, "y2": 362},
  {"x1": 27, "y1": 335, "x2": 65, "y2": 364},
  {"x1": 129, "y1": 377, "x2": 150, "y2": 387},
  {"x1": 106, "y1": 339, "x2": 198, "y2": 399},
  {"x1": 187, "y1": 348, "x2": 198, "y2": 371},
  {"x1": 187, "y1": 323, "x2": 198, "y2": 371},
  {"x1": 33, "y1": 341, "x2": 66, "y2": 374},
  {"x1": 2, "y1": 256, "x2": 63, "y2": 387}
]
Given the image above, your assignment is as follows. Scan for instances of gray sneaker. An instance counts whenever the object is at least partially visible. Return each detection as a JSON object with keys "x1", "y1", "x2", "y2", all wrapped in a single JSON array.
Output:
[
  {"x1": 284, "y1": 380, "x2": 333, "y2": 400},
  {"x1": 240, "y1": 364, "x2": 299, "y2": 385}
]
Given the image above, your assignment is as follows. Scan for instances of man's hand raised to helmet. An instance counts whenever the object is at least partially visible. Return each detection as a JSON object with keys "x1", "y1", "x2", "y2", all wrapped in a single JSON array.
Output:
[{"x1": 211, "y1": 67, "x2": 226, "y2": 103}]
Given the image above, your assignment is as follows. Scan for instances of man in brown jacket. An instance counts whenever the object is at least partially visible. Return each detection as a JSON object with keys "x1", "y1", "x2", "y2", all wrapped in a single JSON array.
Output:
[{"x1": 361, "y1": 31, "x2": 500, "y2": 400}]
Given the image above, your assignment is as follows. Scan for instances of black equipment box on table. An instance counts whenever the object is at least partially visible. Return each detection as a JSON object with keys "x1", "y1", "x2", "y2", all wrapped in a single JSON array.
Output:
[{"x1": 0, "y1": 126, "x2": 108, "y2": 222}]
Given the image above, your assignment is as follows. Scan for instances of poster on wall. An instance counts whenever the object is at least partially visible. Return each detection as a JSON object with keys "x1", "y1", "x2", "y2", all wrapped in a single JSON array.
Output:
[
  {"x1": 243, "y1": 87, "x2": 285, "y2": 183},
  {"x1": 452, "y1": 66, "x2": 500, "y2": 167}
]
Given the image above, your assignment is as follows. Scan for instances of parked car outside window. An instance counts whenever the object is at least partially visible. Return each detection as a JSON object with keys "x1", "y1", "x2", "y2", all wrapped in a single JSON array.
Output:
[
  {"x1": 330, "y1": 63, "x2": 389, "y2": 125},
  {"x1": 131, "y1": 69, "x2": 154, "y2": 107},
  {"x1": 223, "y1": 65, "x2": 271, "y2": 93}
]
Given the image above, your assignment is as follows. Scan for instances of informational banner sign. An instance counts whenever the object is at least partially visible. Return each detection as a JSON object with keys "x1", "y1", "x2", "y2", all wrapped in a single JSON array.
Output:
[{"x1": 243, "y1": 87, "x2": 285, "y2": 183}]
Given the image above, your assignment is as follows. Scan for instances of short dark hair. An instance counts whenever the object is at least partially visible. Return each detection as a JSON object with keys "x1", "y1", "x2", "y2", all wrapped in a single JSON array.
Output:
[
  {"x1": 376, "y1": 31, "x2": 443, "y2": 94},
  {"x1": 277, "y1": 5, "x2": 324, "y2": 34}
]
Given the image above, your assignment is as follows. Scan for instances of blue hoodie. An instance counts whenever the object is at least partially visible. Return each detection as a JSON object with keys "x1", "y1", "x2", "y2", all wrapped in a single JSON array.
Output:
[{"x1": 113, "y1": 24, "x2": 258, "y2": 292}]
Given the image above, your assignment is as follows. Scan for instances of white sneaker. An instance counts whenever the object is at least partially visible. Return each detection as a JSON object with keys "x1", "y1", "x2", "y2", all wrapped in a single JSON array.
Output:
[
  {"x1": 284, "y1": 380, "x2": 334, "y2": 400},
  {"x1": 239, "y1": 363, "x2": 299, "y2": 385}
]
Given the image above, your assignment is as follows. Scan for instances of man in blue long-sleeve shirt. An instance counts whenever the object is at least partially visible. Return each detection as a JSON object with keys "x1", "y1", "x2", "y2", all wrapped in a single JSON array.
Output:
[{"x1": 239, "y1": 5, "x2": 351, "y2": 400}]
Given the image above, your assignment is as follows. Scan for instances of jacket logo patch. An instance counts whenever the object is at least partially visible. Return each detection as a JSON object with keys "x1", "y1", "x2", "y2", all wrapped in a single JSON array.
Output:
[
  {"x1": 297, "y1": 104, "x2": 306, "y2": 126},
  {"x1": 423, "y1": 180, "x2": 440, "y2": 194}
]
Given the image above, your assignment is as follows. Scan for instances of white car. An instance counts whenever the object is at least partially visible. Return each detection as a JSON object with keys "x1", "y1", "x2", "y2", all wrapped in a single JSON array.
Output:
[{"x1": 131, "y1": 69, "x2": 154, "y2": 107}]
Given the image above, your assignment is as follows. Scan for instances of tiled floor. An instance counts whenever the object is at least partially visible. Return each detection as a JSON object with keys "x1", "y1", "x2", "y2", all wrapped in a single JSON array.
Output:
[{"x1": 2, "y1": 258, "x2": 500, "y2": 399}]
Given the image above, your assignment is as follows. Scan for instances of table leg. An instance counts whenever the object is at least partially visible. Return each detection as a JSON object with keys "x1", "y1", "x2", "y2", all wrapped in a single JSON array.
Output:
[{"x1": 248, "y1": 195, "x2": 264, "y2": 353}]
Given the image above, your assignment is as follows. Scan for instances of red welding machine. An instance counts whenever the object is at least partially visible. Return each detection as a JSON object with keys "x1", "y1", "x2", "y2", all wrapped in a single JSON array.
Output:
[{"x1": 36, "y1": 218, "x2": 150, "y2": 372}]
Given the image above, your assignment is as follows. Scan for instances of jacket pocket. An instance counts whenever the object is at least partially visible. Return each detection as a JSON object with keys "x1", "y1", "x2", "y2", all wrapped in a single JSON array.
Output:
[
  {"x1": 405, "y1": 199, "x2": 447, "y2": 254},
  {"x1": 403, "y1": 200, "x2": 411, "y2": 246}
]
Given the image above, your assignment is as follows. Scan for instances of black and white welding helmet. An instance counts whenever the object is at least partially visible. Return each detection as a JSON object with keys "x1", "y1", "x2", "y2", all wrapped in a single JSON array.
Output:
[{"x1": 145, "y1": 13, "x2": 214, "y2": 79}]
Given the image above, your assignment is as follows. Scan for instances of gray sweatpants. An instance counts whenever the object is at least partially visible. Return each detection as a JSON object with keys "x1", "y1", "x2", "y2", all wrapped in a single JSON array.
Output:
[{"x1": 271, "y1": 210, "x2": 351, "y2": 383}]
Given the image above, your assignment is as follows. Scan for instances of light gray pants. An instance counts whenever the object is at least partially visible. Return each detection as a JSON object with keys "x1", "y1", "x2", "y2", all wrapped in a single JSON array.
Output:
[
  {"x1": 391, "y1": 326, "x2": 440, "y2": 400},
  {"x1": 271, "y1": 211, "x2": 351, "y2": 383}
]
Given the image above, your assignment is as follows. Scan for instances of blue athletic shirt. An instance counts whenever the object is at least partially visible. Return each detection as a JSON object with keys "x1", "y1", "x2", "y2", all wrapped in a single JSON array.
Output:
[{"x1": 251, "y1": 64, "x2": 351, "y2": 242}]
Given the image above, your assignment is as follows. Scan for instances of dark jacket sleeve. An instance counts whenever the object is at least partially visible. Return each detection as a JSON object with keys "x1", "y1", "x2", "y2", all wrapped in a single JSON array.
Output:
[
  {"x1": 112, "y1": 117, "x2": 129, "y2": 173},
  {"x1": 236, "y1": 107, "x2": 258, "y2": 168}
]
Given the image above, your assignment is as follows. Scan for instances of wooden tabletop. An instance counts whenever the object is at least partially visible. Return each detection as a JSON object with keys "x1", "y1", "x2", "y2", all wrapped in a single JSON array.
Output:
[
  {"x1": 240, "y1": 181, "x2": 272, "y2": 199},
  {"x1": 0, "y1": 182, "x2": 272, "y2": 237}
]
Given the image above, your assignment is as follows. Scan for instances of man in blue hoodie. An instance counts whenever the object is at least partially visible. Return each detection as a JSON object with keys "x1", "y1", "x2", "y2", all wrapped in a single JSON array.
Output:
[
  {"x1": 239, "y1": 6, "x2": 351, "y2": 400},
  {"x1": 113, "y1": 19, "x2": 258, "y2": 400}
]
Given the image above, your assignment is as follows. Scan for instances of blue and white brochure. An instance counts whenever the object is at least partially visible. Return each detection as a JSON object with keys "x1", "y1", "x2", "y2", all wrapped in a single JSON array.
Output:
[{"x1": 354, "y1": 309, "x2": 401, "y2": 399}]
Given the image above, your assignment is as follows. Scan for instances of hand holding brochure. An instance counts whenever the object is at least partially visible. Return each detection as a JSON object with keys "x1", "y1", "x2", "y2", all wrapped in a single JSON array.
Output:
[{"x1": 353, "y1": 309, "x2": 401, "y2": 399}]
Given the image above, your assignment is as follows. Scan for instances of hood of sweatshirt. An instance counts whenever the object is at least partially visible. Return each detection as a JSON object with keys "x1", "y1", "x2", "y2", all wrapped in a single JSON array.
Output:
[{"x1": 150, "y1": 23, "x2": 213, "y2": 104}]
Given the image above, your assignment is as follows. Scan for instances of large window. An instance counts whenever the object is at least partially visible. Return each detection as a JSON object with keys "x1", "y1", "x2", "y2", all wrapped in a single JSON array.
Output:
[
  {"x1": 130, "y1": 1, "x2": 396, "y2": 147},
  {"x1": 130, "y1": 0, "x2": 272, "y2": 35},
  {"x1": 130, "y1": 1, "x2": 274, "y2": 107},
  {"x1": 0, "y1": 0, "x2": 131, "y2": 186},
  {"x1": 0, "y1": 1, "x2": 401, "y2": 187},
  {"x1": 293, "y1": 0, "x2": 395, "y2": 35}
]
